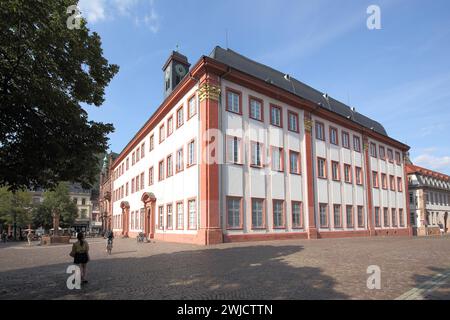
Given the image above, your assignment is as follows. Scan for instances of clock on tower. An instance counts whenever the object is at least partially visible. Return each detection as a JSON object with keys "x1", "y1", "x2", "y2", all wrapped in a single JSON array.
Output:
[{"x1": 162, "y1": 50, "x2": 191, "y2": 98}]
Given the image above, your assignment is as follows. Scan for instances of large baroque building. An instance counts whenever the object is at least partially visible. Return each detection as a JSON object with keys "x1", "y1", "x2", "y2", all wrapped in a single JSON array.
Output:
[
  {"x1": 110, "y1": 47, "x2": 411, "y2": 245},
  {"x1": 407, "y1": 164, "x2": 450, "y2": 235}
]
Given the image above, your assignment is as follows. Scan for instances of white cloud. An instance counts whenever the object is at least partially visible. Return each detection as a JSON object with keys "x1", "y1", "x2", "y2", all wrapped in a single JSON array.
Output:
[
  {"x1": 77, "y1": 0, "x2": 160, "y2": 33},
  {"x1": 413, "y1": 153, "x2": 450, "y2": 173},
  {"x1": 78, "y1": 0, "x2": 106, "y2": 23}
]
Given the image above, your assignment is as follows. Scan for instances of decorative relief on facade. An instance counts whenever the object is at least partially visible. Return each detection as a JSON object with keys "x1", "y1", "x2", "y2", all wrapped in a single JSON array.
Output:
[
  {"x1": 198, "y1": 83, "x2": 221, "y2": 102},
  {"x1": 304, "y1": 118, "x2": 313, "y2": 132},
  {"x1": 363, "y1": 142, "x2": 369, "y2": 151}
]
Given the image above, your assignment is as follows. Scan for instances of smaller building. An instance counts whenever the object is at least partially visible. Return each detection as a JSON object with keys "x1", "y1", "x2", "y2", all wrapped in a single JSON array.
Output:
[
  {"x1": 407, "y1": 164, "x2": 450, "y2": 235},
  {"x1": 99, "y1": 152, "x2": 118, "y2": 234}
]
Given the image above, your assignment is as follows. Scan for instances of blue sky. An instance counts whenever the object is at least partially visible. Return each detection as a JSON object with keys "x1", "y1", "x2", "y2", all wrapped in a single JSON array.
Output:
[{"x1": 78, "y1": 0, "x2": 450, "y2": 174}]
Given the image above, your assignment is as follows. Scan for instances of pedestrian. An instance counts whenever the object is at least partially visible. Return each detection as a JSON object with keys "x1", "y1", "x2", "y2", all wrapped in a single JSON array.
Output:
[
  {"x1": 27, "y1": 231, "x2": 33, "y2": 246},
  {"x1": 1, "y1": 232, "x2": 6, "y2": 243},
  {"x1": 69, "y1": 232, "x2": 90, "y2": 284}
]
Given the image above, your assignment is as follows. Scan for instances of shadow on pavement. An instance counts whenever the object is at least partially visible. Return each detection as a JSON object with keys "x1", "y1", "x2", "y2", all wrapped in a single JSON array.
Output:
[
  {"x1": 410, "y1": 266, "x2": 450, "y2": 300},
  {"x1": 0, "y1": 245, "x2": 348, "y2": 300}
]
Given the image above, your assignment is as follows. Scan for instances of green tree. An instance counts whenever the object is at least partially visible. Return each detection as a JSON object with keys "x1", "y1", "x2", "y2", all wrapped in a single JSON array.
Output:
[
  {"x1": 0, "y1": 0, "x2": 119, "y2": 192},
  {"x1": 33, "y1": 182, "x2": 78, "y2": 229},
  {"x1": 0, "y1": 187, "x2": 32, "y2": 236}
]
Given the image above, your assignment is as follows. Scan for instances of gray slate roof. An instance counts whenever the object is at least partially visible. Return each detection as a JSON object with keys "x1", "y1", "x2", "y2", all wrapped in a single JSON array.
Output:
[{"x1": 209, "y1": 46, "x2": 387, "y2": 136}]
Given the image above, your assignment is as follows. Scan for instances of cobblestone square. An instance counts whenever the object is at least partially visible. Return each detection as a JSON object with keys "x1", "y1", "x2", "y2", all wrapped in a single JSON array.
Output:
[{"x1": 1, "y1": 236, "x2": 450, "y2": 300}]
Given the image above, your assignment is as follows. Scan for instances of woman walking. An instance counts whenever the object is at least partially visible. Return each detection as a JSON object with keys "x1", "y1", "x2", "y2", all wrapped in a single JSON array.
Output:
[{"x1": 70, "y1": 232, "x2": 90, "y2": 284}]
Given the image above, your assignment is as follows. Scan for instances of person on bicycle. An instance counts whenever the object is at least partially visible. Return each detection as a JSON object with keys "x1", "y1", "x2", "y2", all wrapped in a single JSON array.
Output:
[{"x1": 106, "y1": 230, "x2": 113, "y2": 253}]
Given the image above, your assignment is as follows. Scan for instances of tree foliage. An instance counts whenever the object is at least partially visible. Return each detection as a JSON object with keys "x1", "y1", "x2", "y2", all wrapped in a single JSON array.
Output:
[
  {"x1": 0, "y1": 0, "x2": 119, "y2": 191},
  {"x1": 32, "y1": 182, "x2": 78, "y2": 229},
  {"x1": 0, "y1": 187, "x2": 32, "y2": 228}
]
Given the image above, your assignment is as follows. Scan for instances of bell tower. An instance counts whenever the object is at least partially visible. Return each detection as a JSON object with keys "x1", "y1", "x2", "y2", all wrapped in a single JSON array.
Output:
[{"x1": 162, "y1": 50, "x2": 190, "y2": 98}]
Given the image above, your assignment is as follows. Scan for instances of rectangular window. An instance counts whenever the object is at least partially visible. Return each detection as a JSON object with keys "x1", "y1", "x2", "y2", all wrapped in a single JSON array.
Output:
[
  {"x1": 188, "y1": 95, "x2": 197, "y2": 119},
  {"x1": 140, "y1": 172, "x2": 144, "y2": 190},
  {"x1": 329, "y1": 127, "x2": 338, "y2": 145},
  {"x1": 288, "y1": 111, "x2": 299, "y2": 132},
  {"x1": 166, "y1": 154, "x2": 173, "y2": 177},
  {"x1": 316, "y1": 122, "x2": 325, "y2": 141},
  {"x1": 132, "y1": 152, "x2": 135, "y2": 165},
  {"x1": 331, "y1": 161, "x2": 340, "y2": 181},
  {"x1": 375, "y1": 207, "x2": 381, "y2": 227},
  {"x1": 176, "y1": 148, "x2": 184, "y2": 173},
  {"x1": 399, "y1": 209, "x2": 404, "y2": 227},
  {"x1": 289, "y1": 151, "x2": 300, "y2": 174},
  {"x1": 141, "y1": 143, "x2": 145, "y2": 158},
  {"x1": 390, "y1": 175, "x2": 396, "y2": 191},
  {"x1": 158, "y1": 160, "x2": 164, "y2": 181},
  {"x1": 126, "y1": 182, "x2": 129, "y2": 196},
  {"x1": 353, "y1": 136, "x2": 361, "y2": 152},
  {"x1": 149, "y1": 134, "x2": 154, "y2": 151},
  {"x1": 357, "y1": 206, "x2": 364, "y2": 228},
  {"x1": 387, "y1": 149, "x2": 394, "y2": 162},
  {"x1": 292, "y1": 201, "x2": 303, "y2": 228},
  {"x1": 370, "y1": 143, "x2": 377, "y2": 158},
  {"x1": 227, "y1": 197, "x2": 242, "y2": 229},
  {"x1": 131, "y1": 178, "x2": 135, "y2": 193},
  {"x1": 250, "y1": 141, "x2": 263, "y2": 168},
  {"x1": 355, "y1": 167, "x2": 363, "y2": 185},
  {"x1": 226, "y1": 136, "x2": 242, "y2": 164},
  {"x1": 333, "y1": 204, "x2": 342, "y2": 228},
  {"x1": 166, "y1": 204, "x2": 173, "y2": 230},
  {"x1": 319, "y1": 203, "x2": 328, "y2": 228},
  {"x1": 126, "y1": 158, "x2": 129, "y2": 170},
  {"x1": 397, "y1": 177, "x2": 403, "y2": 192},
  {"x1": 135, "y1": 175, "x2": 140, "y2": 192},
  {"x1": 379, "y1": 146, "x2": 385, "y2": 160},
  {"x1": 148, "y1": 167, "x2": 154, "y2": 185},
  {"x1": 176, "y1": 106, "x2": 184, "y2": 128},
  {"x1": 270, "y1": 105, "x2": 282, "y2": 127},
  {"x1": 226, "y1": 89, "x2": 241, "y2": 114},
  {"x1": 188, "y1": 199, "x2": 197, "y2": 230},
  {"x1": 158, "y1": 206, "x2": 164, "y2": 230},
  {"x1": 136, "y1": 147, "x2": 140, "y2": 162},
  {"x1": 395, "y1": 152, "x2": 401, "y2": 165},
  {"x1": 342, "y1": 132, "x2": 350, "y2": 149},
  {"x1": 271, "y1": 147, "x2": 284, "y2": 172},
  {"x1": 344, "y1": 164, "x2": 352, "y2": 183},
  {"x1": 167, "y1": 116, "x2": 173, "y2": 136},
  {"x1": 383, "y1": 208, "x2": 389, "y2": 227},
  {"x1": 176, "y1": 201, "x2": 184, "y2": 229},
  {"x1": 273, "y1": 200, "x2": 285, "y2": 228},
  {"x1": 249, "y1": 97, "x2": 263, "y2": 122},
  {"x1": 346, "y1": 206, "x2": 354, "y2": 228},
  {"x1": 187, "y1": 139, "x2": 196, "y2": 167},
  {"x1": 159, "y1": 124, "x2": 165, "y2": 143},
  {"x1": 391, "y1": 208, "x2": 397, "y2": 227},
  {"x1": 317, "y1": 157, "x2": 327, "y2": 178},
  {"x1": 381, "y1": 174, "x2": 387, "y2": 189},
  {"x1": 251, "y1": 198, "x2": 264, "y2": 229}
]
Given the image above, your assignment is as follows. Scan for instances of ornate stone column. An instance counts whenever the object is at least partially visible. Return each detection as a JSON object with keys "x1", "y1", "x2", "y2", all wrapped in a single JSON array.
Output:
[
  {"x1": 363, "y1": 136, "x2": 375, "y2": 236},
  {"x1": 52, "y1": 209, "x2": 60, "y2": 237},
  {"x1": 304, "y1": 112, "x2": 318, "y2": 239},
  {"x1": 198, "y1": 72, "x2": 223, "y2": 245}
]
